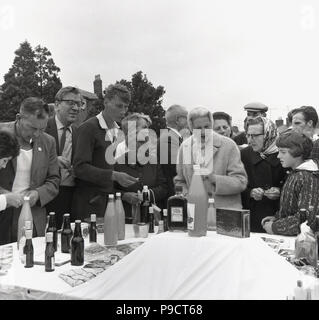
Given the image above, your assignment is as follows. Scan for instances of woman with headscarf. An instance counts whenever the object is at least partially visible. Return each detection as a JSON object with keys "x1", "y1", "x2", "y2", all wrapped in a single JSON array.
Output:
[{"x1": 240, "y1": 117, "x2": 286, "y2": 232}]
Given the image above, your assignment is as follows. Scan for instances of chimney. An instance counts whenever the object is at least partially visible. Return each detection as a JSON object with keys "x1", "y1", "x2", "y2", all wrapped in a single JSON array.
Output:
[{"x1": 93, "y1": 74, "x2": 103, "y2": 99}]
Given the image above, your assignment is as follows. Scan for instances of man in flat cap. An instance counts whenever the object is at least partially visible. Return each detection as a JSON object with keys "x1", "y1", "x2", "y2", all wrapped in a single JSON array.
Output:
[{"x1": 234, "y1": 102, "x2": 269, "y2": 148}]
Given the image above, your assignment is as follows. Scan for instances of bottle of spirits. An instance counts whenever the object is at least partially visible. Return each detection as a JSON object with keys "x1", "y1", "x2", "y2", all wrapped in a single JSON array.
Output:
[
  {"x1": 17, "y1": 196, "x2": 33, "y2": 249},
  {"x1": 207, "y1": 198, "x2": 217, "y2": 231},
  {"x1": 23, "y1": 229, "x2": 34, "y2": 268},
  {"x1": 167, "y1": 185, "x2": 188, "y2": 231},
  {"x1": 115, "y1": 193, "x2": 125, "y2": 240},
  {"x1": 61, "y1": 213, "x2": 73, "y2": 253},
  {"x1": 46, "y1": 212, "x2": 58, "y2": 252},
  {"x1": 45, "y1": 232, "x2": 55, "y2": 272},
  {"x1": 89, "y1": 213, "x2": 97, "y2": 243},
  {"x1": 140, "y1": 186, "x2": 150, "y2": 223},
  {"x1": 71, "y1": 220, "x2": 84, "y2": 266},
  {"x1": 163, "y1": 209, "x2": 168, "y2": 232},
  {"x1": 149, "y1": 206, "x2": 154, "y2": 233},
  {"x1": 19, "y1": 220, "x2": 32, "y2": 263},
  {"x1": 104, "y1": 194, "x2": 118, "y2": 246},
  {"x1": 187, "y1": 165, "x2": 208, "y2": 237}
]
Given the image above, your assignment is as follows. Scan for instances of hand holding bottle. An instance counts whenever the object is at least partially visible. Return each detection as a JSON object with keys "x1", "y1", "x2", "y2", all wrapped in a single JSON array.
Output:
[
  {"x1": 5, "y1": 192, "x2": 24, "y2": 208},
  {"x1": 24, "y1": 190, "x2": 39, "y2": 207},
  {"x1": 122, "y1": 192, "x2": 140, "y2": 205}
]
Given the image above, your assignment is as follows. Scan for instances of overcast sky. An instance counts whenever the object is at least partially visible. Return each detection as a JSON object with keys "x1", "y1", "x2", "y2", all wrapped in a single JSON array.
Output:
[{"x1": 1, "y1": 0, "x2": 319, "y2": 128}]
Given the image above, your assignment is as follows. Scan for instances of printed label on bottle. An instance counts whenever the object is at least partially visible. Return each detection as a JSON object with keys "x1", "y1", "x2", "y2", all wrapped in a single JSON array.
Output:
[
  {"x1": 187, "y1": 203, "x2": 195, "y2": 230},
  {"x1": 171, "y1": 207, "x2": 183, "y2": 222}
]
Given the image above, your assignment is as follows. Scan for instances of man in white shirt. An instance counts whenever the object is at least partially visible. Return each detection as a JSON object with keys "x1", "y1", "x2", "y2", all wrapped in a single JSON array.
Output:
[{"x1": 0, "y1": 97, "x2": 60, "y2": 244}]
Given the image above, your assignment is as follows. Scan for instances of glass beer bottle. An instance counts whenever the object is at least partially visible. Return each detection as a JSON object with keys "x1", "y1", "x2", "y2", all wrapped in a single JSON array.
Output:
[
  {"x1": 47, "y1": 212, "x2": 58, "y2": 252},
  {"x1": 89, "y1": 214, "x2": 97, "y2": 243},
  {"x1": 71, "y1": 220, "x2": 84, "y2": 266},
  {"x1": 61, "y1": 213, "x2": 73, "y2": 253},
  {"x1": 45, "y1": 232, "x2": 55, "y2": 272}
]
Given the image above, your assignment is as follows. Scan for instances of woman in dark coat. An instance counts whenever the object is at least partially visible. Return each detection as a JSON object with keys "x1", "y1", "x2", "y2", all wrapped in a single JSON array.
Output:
[
  {"x1": 114, "y1": 113, "x2": 168, "y2": 223},
  {"x1": 241, "y1": 117, "x2": 286, "y2": 232}
]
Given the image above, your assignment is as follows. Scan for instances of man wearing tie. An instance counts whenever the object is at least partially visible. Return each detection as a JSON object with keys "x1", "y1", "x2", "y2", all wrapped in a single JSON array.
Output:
[
  {"x1": 45, "y1": 87, "x2": 82, "y2": 228},
  {"x1": 157, "y1": 104, "x2": 189, "y2": 208},
  {"x1": 72, "y1": 83, "x2": 138, "y2": 221},
  {"x1": 0, "y1": 98, "x2": 60, "y2": 243}
]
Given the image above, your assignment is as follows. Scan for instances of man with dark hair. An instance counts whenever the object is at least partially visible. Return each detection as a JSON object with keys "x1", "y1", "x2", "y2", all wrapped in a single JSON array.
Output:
[
  {"x1": 72, "y1": 83, "x2": 138, "y2": 221},
  {"x1": 0, "y1": 97, "x2": 60, "y2": 244},
  {"x1": 291, "y1": 106, "x2": 319, "y2": 160},
  {"x1": 45, "y1": 86, "x2": 82, "y2": 228}
]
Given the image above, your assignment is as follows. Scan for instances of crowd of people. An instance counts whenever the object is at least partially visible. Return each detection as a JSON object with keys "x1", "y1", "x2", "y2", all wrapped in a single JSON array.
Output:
[{"x1": 0, "y1": 82, "x2": 319, "y2": 245}]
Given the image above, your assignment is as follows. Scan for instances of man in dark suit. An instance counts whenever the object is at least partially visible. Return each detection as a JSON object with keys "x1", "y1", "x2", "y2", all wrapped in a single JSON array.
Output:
[
  {"x1": 0, "y1": 98, "x2": 60, "y2": 243},
  {"x1": 157, "y1": 104, "x2": 189, "y2": 208},
  {"x1": 45, "y1": 87, "x2": 82, "y2": 228},
  {"x1": 72, "y1": 83, "x2": 138, "y2": 221}
]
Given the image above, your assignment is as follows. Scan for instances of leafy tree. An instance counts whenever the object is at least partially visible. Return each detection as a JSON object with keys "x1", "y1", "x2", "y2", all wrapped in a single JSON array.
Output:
[
  {"x1": 34, "y1": 45, "x2": 62, "y2": 103},
  {"x1": 0, "y1": 41, "x2": 62, "y2": 121},
  {"x1": 118, "y1": 71, "x2": 166, "y2": 136}
]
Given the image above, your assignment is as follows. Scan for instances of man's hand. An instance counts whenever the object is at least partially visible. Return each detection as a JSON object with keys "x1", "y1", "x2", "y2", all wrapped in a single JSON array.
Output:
[
  {"x1": 261, "y1": 216, "x2": 276, "y2": 227},
  {"x1": 112, "y1": 171, "x2": 139, "y2": 187},
  {"x1": 263, "y1": 221, "x2": 274, "y2": 234},
  {"x1": 264, "y1": 187, "x2": 280, "y2": 200},
  {"x1": 57, "y1": 156, "x2": 71, "y2": 169},
  {"x1": 250, "y1": 188, "x2": 264, "y2": 201},
  {"x1": 122, "y1": 192, "x2": 140, "y2": 205},
  {"x1": 5, "y1": 193, "x2": 24, "y2": 208},
  {"x1": 25, "y1": 190, "x2": 39, "y2": 207}
]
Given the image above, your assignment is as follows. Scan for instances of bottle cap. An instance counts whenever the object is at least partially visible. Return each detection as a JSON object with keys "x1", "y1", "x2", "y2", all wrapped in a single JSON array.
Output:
[
  {"x1": 297, "y1": 280, "x2": 303, "y2": 287},
  {"x1": 63, "y1": 213, "x2": 70, "y2": 217},
  {"x1": 163, "y1": 209, "x2": 167, "y2": 216},
  {"x1": 109, "y1": 194, "x2": 114, "y2": 199},
  {"x1": 75, "y1": 220, "x2": 81, "y2": 224},
  {"x1": 149, "y1": 207, "x2": 154, "y2": 213},
  {"x1": 208, "y1": 198, "x2": 215, "y2": 203},
  {"x1": 116, "y1": 192, "x2": 121, "y2": 197},
  {"x1": 25, "y1": 229, "x2": 32, "y2": 239},
  {"x1": 91, "y1": 214, "x2": 96, "y2": 222},
  {"x1": 25, "y1": 220, "x2": 32, "y2": 229},
  {"x1": 49, "y1": 212, "x2": 56, "y2": 216},
  {"x1": 46, "y1": 232, "x2": 53, "y2": 242},
  {"x1": 23, "y1": 196, "x2": 30, "y2": 201}
]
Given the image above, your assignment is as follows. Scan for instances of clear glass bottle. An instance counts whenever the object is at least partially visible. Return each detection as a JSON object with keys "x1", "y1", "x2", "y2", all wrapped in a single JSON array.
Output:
[
  {"x1": 61, "y1": 213, "x2": 73, "y2": 253},
  {"x1": 187, "y1": 165, "x2": 208, "y2": 237},
  {"x1": 167, "y1": 185, "x2": 188, "y2": 231},
  {"x1": 17, "y1": 196, "x2": 33, "y2": 249},
  {"x1": 115, "y1": 192, "x2": 125, "y2": 240},
  {"x1": 104, "y1": 194, "x2": 118, "y2": 246},
  {"x1": 19, "y1": 220, "x2": 32, "y2": 263},
  {"x1": 71, "y1": 220, "x2": 84, "y2": 266},
  {"x1": 207, "y1": 198, "x2": 216, "y2": 231}
]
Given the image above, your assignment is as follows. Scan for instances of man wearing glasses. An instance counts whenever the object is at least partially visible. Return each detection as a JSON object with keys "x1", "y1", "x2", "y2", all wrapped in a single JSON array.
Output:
[
  {"x1": 0, "y1": 97, "x2": 60, "y2": 243},
  {"x1": 45, "y1": 86, "x2": 82, "y2": 228}
]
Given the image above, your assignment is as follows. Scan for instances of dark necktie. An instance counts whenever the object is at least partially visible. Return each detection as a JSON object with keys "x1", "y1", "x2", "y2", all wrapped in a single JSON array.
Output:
[
  {"x1": 179, "y1": 136, "x2": 183, "y2": 145},
  {"x1": 59, "y1": 127, "x2": 68, "y2": 156}
]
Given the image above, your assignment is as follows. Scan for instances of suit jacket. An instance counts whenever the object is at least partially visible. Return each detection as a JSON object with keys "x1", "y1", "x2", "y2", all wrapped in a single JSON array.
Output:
[
  {"x1": 45, "y1": 116, "x2": 78, "y2": 161},
  {"x1": 72, "y1": 116, "x2": 115, "y2": 219},
  {"x1": 174, "y1": 132, "x2": 247, "y2": 209},
  {"x1": 0, "y1": 121, "x2": 60, "y2": 241},
  {"x1": 157, "y1": 128, "x2": 182, "y2": 204}
]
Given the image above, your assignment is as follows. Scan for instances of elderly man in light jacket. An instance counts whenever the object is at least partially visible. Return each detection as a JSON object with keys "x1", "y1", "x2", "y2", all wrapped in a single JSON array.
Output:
[{"x1": 174, "y1": 107, "x2": 248, "y2": 209}]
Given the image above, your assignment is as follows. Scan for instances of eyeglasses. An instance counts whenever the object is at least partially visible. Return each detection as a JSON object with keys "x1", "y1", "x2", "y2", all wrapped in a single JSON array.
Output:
[
  {"x1": 246, "y1": 133, "x2": 264, "y2": 139},
  {"x1": 58, "y1": 100, "x2": 83, "y2": 108}
]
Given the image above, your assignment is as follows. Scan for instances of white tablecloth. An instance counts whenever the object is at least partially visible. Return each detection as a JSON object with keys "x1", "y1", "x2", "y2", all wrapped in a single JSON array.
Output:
[
  {"x1": 62, "y1": 231, "x2": 300, "y2": 300},
  {"x1": 0, "y1": 228, "x2": 302, "y2": 300}
]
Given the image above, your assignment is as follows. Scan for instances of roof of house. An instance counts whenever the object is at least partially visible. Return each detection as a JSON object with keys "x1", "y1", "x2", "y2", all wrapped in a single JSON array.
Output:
[{"x1": 78, "y1": 89, "x2": 98, "y2": 100}]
